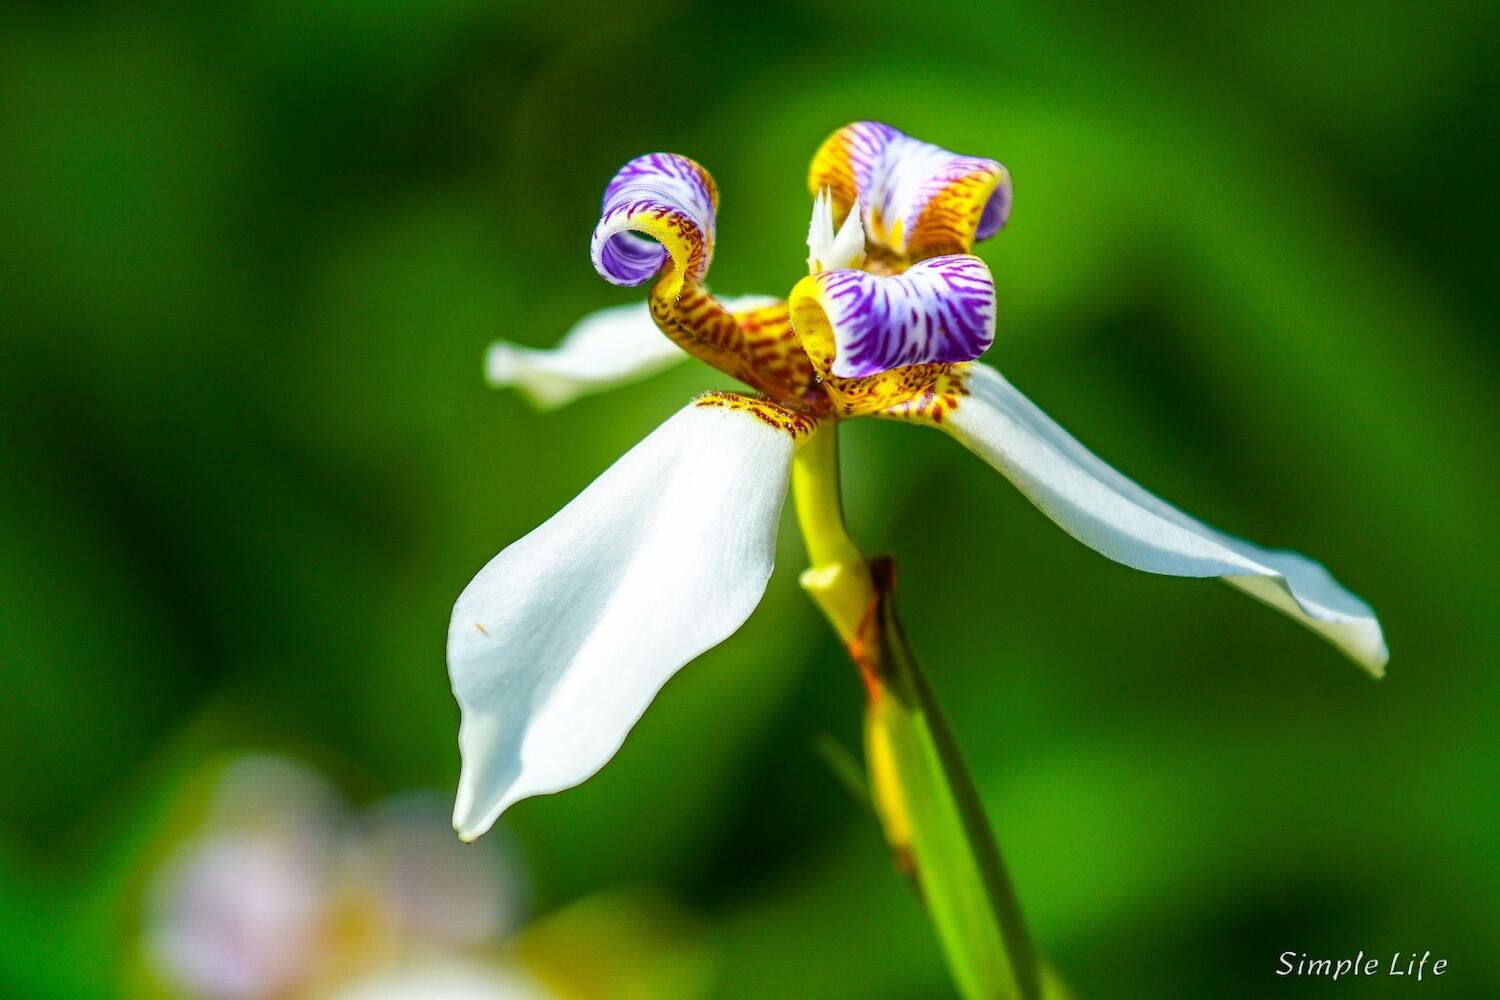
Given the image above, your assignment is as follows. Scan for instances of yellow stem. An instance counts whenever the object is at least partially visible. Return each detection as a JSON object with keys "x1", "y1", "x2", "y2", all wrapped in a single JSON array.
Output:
[{"x1": 791, "y1": 422, "x2": 875, "y2": 642}]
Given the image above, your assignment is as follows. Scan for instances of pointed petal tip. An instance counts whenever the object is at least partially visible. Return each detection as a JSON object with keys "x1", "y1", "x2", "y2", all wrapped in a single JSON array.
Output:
[
  {"x1": 830, "y1": 194, "x2": 866, "y2": 269},
  {"x1": 1358, "y1": 638, "x2": 1389, "y2": 679},
  {"x1": 483, "y1": 341, "x2": 519, "y2": 387},
  {"x1": 450, "y1": 759, "x2": 496, "y2": 843},
  {"x1": 451, "y1": 786, "x2": 503, "y2": 844}
]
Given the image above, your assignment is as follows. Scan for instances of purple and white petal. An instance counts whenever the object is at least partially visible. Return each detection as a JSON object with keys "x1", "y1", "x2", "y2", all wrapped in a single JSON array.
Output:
[
  {"x1": 809, "y1": 122, "x2": 1011, "y2": 259},
  {"x1": 790, "y1": 255, "x2": 996, "y2": 378},
  {"x1": 590, "y1": 153, "x2": 718, "y2": 294}
]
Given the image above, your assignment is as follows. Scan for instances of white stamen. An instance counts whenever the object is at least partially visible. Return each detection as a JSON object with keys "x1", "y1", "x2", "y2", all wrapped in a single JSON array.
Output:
[{"x1": 807, "y1": 188, "x2": 865, "y2": 274}]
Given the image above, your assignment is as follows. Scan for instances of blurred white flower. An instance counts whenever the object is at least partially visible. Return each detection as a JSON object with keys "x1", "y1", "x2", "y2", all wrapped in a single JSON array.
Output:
[
  {"x1": 147, "y1": 831, "x2": 325, "y2": 1000},
  {"x1": 349, "y1": 794, "x2": 525, "y2": 948},
  {"x1": 141, "y1": 755, "x2": 535, "y2": 1000}
]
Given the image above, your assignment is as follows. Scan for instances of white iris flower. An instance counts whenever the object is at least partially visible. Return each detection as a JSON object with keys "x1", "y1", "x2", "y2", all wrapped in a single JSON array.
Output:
[{"x1": 450, "y1": 121, "x2": 1387, "y2": 843}]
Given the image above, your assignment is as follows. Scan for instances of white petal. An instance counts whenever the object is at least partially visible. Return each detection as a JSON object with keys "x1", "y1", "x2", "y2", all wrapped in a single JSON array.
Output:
[
  {"x1": 924, "y1": 363, "x2": 1387, "y2": 674},
  {"x1": 806, "y1": 187, "x2": 835, "y2": 272},
  {"x1": 448, "y1": 400, "x2": 806, "y2": 839},
  {"x1": 486, "y1": 297, "x2": 778, "y2": 410},
  {"x1": 806, "y1": 189, "x2": 866, "y2": 274}
]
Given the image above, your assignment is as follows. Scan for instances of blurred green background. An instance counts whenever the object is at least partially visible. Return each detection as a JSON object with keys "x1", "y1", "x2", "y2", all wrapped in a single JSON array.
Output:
[{"x1": 3, "y1": 0, "x2": 1498, "y2": 996}]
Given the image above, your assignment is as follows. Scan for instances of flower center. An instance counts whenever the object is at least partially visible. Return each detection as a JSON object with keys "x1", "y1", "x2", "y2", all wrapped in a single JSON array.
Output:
[{"x1": 806, "y1": 189, "x2": 867, "y2": 274}]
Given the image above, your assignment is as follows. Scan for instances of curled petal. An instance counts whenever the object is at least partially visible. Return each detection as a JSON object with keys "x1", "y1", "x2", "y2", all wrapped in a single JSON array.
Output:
[
  {"x1": 585, "y1": 154, "x2": 807, "y2": 400},
  {"x1": 486, "y1": 295, "x2": 778, "y2": 410},
  {"x1": 885, "y1": 364, "x2": 1388, "y2": 674},
  {"x1": 590, "y1": 153, "x2": 718, "y2": 298},
  {"x1": 809, "y1": 121, "x2": 1011, "y2": 260},
  {"x1": 448, "y1": 397, "x2": 816, "y2": 840},
  {"x1": 789, "y1": 255, "x2": 996, "y2": 378}
]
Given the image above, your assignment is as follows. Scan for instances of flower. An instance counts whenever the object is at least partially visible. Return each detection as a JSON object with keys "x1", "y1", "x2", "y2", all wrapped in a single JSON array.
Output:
[
  {"x1": 450, "y1": 121, "x2": 1387, "y2": 842},
  {"x1": 140, "y1": 755, "x2": 540, "y2": 1000}
]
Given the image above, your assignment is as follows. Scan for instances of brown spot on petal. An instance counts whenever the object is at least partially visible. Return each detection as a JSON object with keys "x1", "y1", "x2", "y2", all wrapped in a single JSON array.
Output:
[{"x1": 693, "y1": 391, "x2": 819, "y2": 441}]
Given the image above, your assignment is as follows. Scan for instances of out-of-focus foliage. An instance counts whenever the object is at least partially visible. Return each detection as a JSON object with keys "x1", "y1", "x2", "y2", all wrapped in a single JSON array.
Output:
[{"x1": 1, "y1": 1, "x2": 1496, "y2": 997}]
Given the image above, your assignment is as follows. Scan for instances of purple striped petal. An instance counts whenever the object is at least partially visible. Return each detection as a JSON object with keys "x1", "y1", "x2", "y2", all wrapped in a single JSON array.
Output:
[
  {"x1": 791, "y1": 255, "x2": 996, "y2": 378},
  {"x1": 809, "y1": 122, "x2": 1011, "y2": 260},
  {"x1": 590, "y1": 153, "x2": 718, "y2": 295}
]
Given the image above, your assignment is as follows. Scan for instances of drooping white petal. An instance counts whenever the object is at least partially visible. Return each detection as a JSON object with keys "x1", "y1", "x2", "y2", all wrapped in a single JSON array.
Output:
[
  {"x1": 904, "y1": 363, "x2": 1387, "y2": 674},
  {"x1": 448, "y1": 399, "x2": 812, "y2": 840},
  {"x1": 486, "y1": 297, "x2": 779, "y2": 410}
]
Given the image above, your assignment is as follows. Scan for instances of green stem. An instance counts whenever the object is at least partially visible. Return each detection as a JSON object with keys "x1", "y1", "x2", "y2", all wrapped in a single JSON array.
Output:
[
  {"x1": 792, "y1": 421, "x2": 1047, "y2": 1000},
  {"x1": 861, "y1": 559, "x2": 1045, "y2": 1000}
]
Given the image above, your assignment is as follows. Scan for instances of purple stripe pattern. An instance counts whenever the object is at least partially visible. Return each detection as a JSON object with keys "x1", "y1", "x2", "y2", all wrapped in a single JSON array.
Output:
[
  {"x1": 809, "y1": 254, "x2": 996, "y2": 378},
  {"x1": 590, "y1": 153, "x2": 718, "y2": 288},
  {"x1": 814, "y1": 122, "x2": 1011, "y2": 258}
]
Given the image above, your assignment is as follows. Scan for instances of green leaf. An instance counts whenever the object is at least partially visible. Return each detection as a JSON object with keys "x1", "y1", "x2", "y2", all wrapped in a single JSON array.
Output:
[{"x1": 859, "y1": 559, "x2": 1058, "y2": 1000}]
